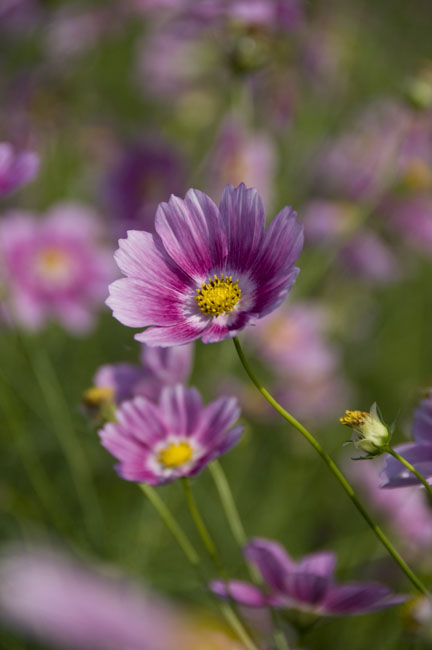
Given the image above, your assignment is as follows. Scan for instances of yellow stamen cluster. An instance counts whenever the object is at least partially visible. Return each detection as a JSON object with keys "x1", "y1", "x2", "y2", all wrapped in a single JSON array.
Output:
[
  {"x1": 339, "y1": 410, "x2": 368, "y2": 428},
  {"x1": 158, "y1": 442, "x2": 193, "y2": 468},
  {"x1": 83, "y1": 386, "x2": 115, "y2": 407},
  {"x1": 195, "y1": 274, "x2": 241, "y2": 316}
]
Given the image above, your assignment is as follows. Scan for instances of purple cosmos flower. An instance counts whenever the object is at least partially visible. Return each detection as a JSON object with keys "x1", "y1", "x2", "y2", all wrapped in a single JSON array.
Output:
[
  {"x1": 227, "y1": 0, "x2": 303, "y2": 31},
  {"x1": 381, "y1": 391, "x2": 432, "y2": 489},
  {"x1": 340, "y1": 231, "x2": 399, "y2": 284},
  {"x1": 107, "y1": 183, "x2": 303, "y2": 346},
  {"x1": 0, "y1": 142, "x2": 39, "y2": 196},
  {"x1": 0, "y1": 203, "x2": 114, "y2": 333},
  {"x1": 99, "y1": 384, "x2": 242, "y2": 484},
  {"x1": 382, "y1": 194, "x2": 432, "y2": 253},
  {"x1": 94, "y1": 343, "x2": 193, "y2": 405},
  {"x1": 103, "y1": 142, "x2": 185, "y2": 239},
  {"x1": 211, "y1": 538, "x2": 406, "y2": 616}
]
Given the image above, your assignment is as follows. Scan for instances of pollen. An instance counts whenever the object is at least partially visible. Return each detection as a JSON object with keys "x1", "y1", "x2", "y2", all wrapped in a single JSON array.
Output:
[
  {"x1": 158, "y1": 441, "x2": 193, "y2": 468},
  {"x1": 340, "y1": 410, "x2": 368, "y2": 427},
  {"x1": 195, "y1": 273, "x2": 241, "y2": 316}
]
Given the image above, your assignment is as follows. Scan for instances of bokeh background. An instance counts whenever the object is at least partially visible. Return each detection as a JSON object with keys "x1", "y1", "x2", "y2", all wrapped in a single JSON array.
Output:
[{"x1": 2, "y1": 0, "x2": 432, "y2": 648}]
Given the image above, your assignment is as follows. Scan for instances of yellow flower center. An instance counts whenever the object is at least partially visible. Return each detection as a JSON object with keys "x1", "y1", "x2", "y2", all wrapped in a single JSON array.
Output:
[
  {"x1": 195, "y1": 274, "x2": 241, "y2": 316},
  {"x1": 83, "y1": 386, "x2": 115, "y2": 407},
  {"x1": 158, "y1": 442, "x2": 193, "y2": 468},
  {"x1": 339, "y1": 410, "x2": 368, "y2": 428},
  {"x1": 35, "y1": 248, "x2": 72, "y2": 282}
]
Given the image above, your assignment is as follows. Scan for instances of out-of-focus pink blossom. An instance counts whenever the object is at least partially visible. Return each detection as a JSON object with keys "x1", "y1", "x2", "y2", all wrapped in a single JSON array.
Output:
[
  {"x1": 206, "y1": 118, "x2": 275, "y2": 208},
  {"x1": 227, "y1": 0, "x2": 303, "y2": 31},
  {"x1": 303, "y1": 199, "x2": 357, "y2": 245},
  {"x1": 341, "y1": 231, "x2": 399, "y2": 284},
  {"x1": 0, "y1": 142, "x2": 39, "y2": 196},
  {"x1": 0, "y1": 203, "x2": 114, "y2": 333},
  {"x1": 383, "y1": 194, "x2": 432, "y2": 253}
]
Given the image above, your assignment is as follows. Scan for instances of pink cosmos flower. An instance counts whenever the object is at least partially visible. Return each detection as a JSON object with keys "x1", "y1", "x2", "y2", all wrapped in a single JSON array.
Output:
[
  {"x1": 212, "y1": 538, "x2": 407, "y2": 616},
  {"x1": 0, "y1": 203, "x2": 114, "y2": 333},
  {"x1": 0, "y1": 545, "x2": 244, "y2": 650},
  {"x1": 0, "y1": 142, "x2": 39, "y2": 196},
  {"x1": 99, "y1": 384, "x2": 242, "y2": 484},
  {"x1": 94, "y1": 343, "x2": 194, "y2": 404},
  {"x1": 107, "y1": 183, "x2": 303, "y2": 346}
]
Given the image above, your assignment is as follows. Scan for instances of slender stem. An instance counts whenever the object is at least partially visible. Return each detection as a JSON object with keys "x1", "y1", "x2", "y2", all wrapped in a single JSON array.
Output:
[
  {"x1": 23, "y1": 340, "x2": 103, "y2": 543},
  {"x1": 233, "y1": 337, "x2": 429, "y2": 596},
  {"x1": 139, "y1": 484, "x2": 200, "y2": 566},
  {"x1": 387, "y1": 448, "x2": 432, "y2": 499},
  {"x1": 210, "y1": 461, "x2": 247, "y2": 547},
  {"x1": 182, "y1": 477, "x2": 223, "y2": 573},
  {"x1": 140, "y1": 483, "x2": 259, "y2": 650}
]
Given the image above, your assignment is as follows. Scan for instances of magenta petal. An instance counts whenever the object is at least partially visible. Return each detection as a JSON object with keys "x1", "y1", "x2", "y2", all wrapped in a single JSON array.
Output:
[
  {"x1": 196, "y1": 397, "x2": 241, "y2": 444},
  {"x1": 210, "y1": 580, "x2": 268, "y2": 607},
  {"x1": 155, "y1": 190, "x2": 227, "y2": 279},
  {"x1": 106, "y1": 278, "x2": 182, "y2": 328},
  {"x1": 135, "y1": 322, "x2": 207, "y2": 347},
  {"x1": 296, "y1": 552, "x2": 337, "y2": 579},
  {"x1": 158, "y1": 385, "x2": 203, "y2": 437},
  {"x1": 141, "y1": 344, "x2": 193, "y2": 385},
  {"x1": 244, "y1": 538, "x2": 295, "y2": 593},
  {"x1": 219, "y1": 183, "x2": 265, "y2": 273},
  {"x1": 413, "y1": 393, "x2": 432, "y2": 444},
  {"x1": 381, "y1": 443, "x2": 432, "y2": 487},
  {"x1": 323, "y1": 583, "x2": 407, "y2": 615},
  {"x1": 284, "y1": 573, "x2": 330, "y2": 606}
]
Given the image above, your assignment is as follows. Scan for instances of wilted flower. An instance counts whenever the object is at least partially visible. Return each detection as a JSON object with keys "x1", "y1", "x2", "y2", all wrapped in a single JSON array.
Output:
[
  {"x1": 0, "y1": 203, "x2": 114, "y2": 333},
  {"x1": 211, "y1": 538, "x2": 406, "y2": 616},
  {"x1": 340, "y1": 404, "x2": 390, "y2": 456},
  {"x1": 99, "y1": 384, "x2": 242, "y2": 484},
  {"x1": 381, "y1": 391, "x2": 432, "y2": 488},
  {"x1": 107, "y1": 183, "x2": 303, "y2": 346},
  {"x1": 0, "y1": 142, "x2": 39, "y2": 196},
  {"x1": 93, "y1": 343, "x2": 194, "y2": 405}
]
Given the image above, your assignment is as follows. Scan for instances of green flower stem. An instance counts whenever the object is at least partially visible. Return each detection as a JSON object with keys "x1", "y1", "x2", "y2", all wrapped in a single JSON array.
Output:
[
  {"x1": 233, "y1": 337, "x2": 430, "y2": 596},
  {"x1": 210, "y1": 462, "x2": 290, "y2": 650},
  {"x1": 140, "y1": 483, "x2": 259, "y2": 650},
  {"x1": 386, "y1": 447, "x2": 432, "y2": 500},
  {"x1": 24, "y1": 341, "x2": 103, "y2": 543},
  {"x1": 182, "y1": 477, "x2": 225, "y2": 575},
  {"x1": 139, "y1": 484, "x2": 200, "y2": 566}
]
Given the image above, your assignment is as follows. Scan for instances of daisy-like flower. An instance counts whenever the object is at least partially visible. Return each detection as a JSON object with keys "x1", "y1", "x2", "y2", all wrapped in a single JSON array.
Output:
[
  {"x1": 107, "y1": 183, "x2": 303, "y2": 346},
  {"x1": 211, "y1": 538, "x2": 407, "y2": 616},
  {"x1": 0, "y1": 203, "x2": 114, "y2": 333},
  {"x1": 0, "y1": 142, "x2": 39, "y2": 196},
  {"x1": 99, "y1": 384, "x2": 242, "y2": 484}
]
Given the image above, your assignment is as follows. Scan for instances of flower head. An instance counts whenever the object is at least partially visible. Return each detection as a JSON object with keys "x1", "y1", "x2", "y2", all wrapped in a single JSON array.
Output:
[
  {"x1": 107, "y1": 183, "x2": 303, "y2": 346},
  {"x1": 0, "y1": 142, "x2": 39, "y2": 196},
  {"x1": 99, "y1": 384, "x2": 242, "y2": 484},
  {"x1": 211, "y1": 538, "x2": 406, "y2": 616},
  {"x1": 340, "y1": 403, "x2": 390, "y2": 456},
  {"x1": 0, "y1": 203, "x2": 114, "y2": 333}
]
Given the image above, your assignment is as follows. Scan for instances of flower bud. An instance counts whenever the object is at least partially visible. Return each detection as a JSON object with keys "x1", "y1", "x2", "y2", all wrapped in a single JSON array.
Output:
[{"x1": 340, "y1": 403, "x2": 390, "y2": 456}]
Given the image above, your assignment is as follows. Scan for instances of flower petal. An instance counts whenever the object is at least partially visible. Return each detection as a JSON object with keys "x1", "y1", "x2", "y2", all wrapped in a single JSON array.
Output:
[
  {"x1": 106, "y1": 278, "x2": 182, "y2": 328},
  {"x1": 158, "y1": 385, "x2": 203, "y2": 437},
  {"x1": 210, "y1": 580, "x2": 268, "y2": 607},
  {"x1": 381, "y1": 443, "x2": 432, "y2": 487},
  {"x1": 244, "y1": 538, "x2": 295, "y2": 593},
  {"x1": 155, "y1": 190, "x2": 227, "y2": 279},
  {"x1": 296, "y1": 552, "x2": 337, "y2": 579},
  {"x1": 413, "y1": 393, "x2": 432, "y2": 444},
  {"x1": 135, "y1": 322, "x2": 207, "y2": 347},
  {"x1": 219, "y1": 183, "x2": 265, "y2": 273},
  {"x1": 323, "y1": 583, "x2": 407, "y2": 615}
]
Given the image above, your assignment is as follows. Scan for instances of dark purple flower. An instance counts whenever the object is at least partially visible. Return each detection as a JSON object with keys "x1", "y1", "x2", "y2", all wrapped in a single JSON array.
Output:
[
  {"x1": 94, "y1": 343, "x2": 193, "y2": 404},
  {"x1": 381, "y1": 391, "x2": 432, "y2": 488},
  {"x1": 107, "y1": 183, "x2": 303, "y2": 346},
  {"x1": 211, "y1": 538, "x2": 406, "y2": 616},
  {"x1": 99, "y1": 384, "x2": 242, "y2": 484},
  {"x1": 103, "y1": 142, "x2": 185, "y2": 238},
  {"x1": 0, "y1": 142, "x2": 39, "y2": 196}
]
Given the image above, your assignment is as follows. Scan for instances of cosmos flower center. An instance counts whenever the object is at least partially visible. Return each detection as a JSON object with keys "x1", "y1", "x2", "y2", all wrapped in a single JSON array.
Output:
[
  {"x1": 35, "y1": 247, "x2": 72, "y2": 283},
  {"x1": 195, "y1": 274, "x2": 242, "y2": 316},
  {"x1": 158, "y1": 441, "x2": 193, "y2": 468},
  {"x1": 340, "y1": 410, "x2": 368, "y2": 428}
]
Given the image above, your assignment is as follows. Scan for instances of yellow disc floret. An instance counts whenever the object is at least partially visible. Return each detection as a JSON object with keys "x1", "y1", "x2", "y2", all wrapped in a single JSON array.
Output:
[
  {"x1": 339, "y1": 410, "x2": 369, "y2": 428},
  {"x1": 158, "y1": 442, "x2": 193, "y2": 468},
  {"x1": 195, "y1": 274, "x2": 241, "y2": 316},
  {"x1": 83, "y1": 386, "x2": 115, "y2": 407}
]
